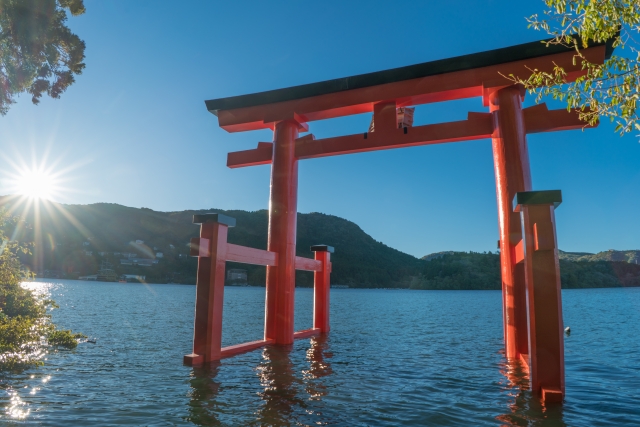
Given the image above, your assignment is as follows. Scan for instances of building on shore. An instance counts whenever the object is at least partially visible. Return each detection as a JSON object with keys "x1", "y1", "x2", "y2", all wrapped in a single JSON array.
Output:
[
  {"x1": 120, "y1": 258, "x2": 156, "y2": 267},
  {"x1": 227, "y1": 269, "x2": 248, "y2": 285}
]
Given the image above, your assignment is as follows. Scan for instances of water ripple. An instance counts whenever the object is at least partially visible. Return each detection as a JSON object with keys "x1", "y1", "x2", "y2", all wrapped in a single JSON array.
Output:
[{"x1": 0, "y1": 282, "x2": 638, "y2": 425}]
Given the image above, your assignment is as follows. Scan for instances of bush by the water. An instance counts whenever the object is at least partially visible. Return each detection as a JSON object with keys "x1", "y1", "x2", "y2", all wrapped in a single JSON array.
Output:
[
  {"x1": 0, "y1": 211, "x2": 83, "y2": 370},
  {"x1": 48, "y1": 329, "x2": 86, "y2": 348}
]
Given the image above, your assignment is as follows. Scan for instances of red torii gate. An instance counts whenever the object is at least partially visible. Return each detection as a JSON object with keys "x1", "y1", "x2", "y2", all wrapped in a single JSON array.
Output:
[{"x1": 186, "y1": 37, "x2": 614, "y2": 403}]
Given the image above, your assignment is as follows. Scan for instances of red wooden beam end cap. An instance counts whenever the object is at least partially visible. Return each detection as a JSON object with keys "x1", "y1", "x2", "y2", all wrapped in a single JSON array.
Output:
[
  {"x1": 513, "y1": 190, "x2": 562, "y2": 213},
  {"x1": 192, "y1": 213, "x2": 236, "y2": 227},
  {"x1": 183, "y1": 353, "x2": 203, "y2": 366},
  {"x1": 310, "y1": 244, "x2": 334, "y2": 253},
  {"x1": 542, "y1": 388, "x2": 564, "y2": 404}
]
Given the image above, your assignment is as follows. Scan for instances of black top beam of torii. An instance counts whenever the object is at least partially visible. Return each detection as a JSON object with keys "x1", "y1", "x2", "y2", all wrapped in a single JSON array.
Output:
[
  {"x1": 202, "y1": 36, "x2": 615, "y2": 168},
  {"x1": 205, "y1": 36, "x2": 614, "y2": 115}
]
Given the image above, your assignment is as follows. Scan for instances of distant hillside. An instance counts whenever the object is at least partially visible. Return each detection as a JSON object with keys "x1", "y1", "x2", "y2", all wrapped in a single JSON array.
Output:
[
  {"x1": 414, "y1": 251, "x2": 501, "y2": 290},
  {"x1": 421, "y1": 251, "x2": 457, "y2": 261},
  {"x1": 1, "y1": 196, "x2": 638, "y2": 289},
  {"x1": 414, "y1": 251, "x2": 640, "y2": 290},
  {"x1": 559, "y1": 250, "x2": 640, "y2": 264},
  {"x1": 0, "y1": 197, "x2": 421, "y2": 288}
]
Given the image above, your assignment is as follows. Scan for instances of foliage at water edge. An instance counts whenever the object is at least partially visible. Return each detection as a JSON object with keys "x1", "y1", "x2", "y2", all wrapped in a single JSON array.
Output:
[{"x1": 0, "y1": 210, "x2": 84, "y2": 371}]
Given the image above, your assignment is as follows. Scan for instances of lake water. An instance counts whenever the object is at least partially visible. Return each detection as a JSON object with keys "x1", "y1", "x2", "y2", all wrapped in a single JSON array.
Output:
[{"x1": 1, "y1": 280, "x2": 639, "y2": 426}]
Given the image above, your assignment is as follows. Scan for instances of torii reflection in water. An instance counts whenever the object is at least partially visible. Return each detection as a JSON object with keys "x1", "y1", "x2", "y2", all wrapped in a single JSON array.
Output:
[
  {"x1": 187, "y1": 336, "x2": 333, "y2": 426},
  {"x1": 496, "y1": 358, "x2": 567, "y2": 426}
]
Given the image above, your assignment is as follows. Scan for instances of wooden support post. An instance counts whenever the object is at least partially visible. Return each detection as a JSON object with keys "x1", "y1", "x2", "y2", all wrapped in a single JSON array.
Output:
[
  {"x1": 488, "y1": 85, "x2": 532, "y2": 360},
  {"x1": 184, "y1": 213, "x2": 236, "y2": 366},
  {"x1": 371, "y1": 100, "x2": 398, "y2": 132},
  {"x1": 514, "y1": 191, "x2": 565, "y2": 402},
  {"x1": 311, "y1": 245, "x2": 334, "y2": 334},
  {"x1": 265, "y1": 119, "x2": 301, "y2": 345}
]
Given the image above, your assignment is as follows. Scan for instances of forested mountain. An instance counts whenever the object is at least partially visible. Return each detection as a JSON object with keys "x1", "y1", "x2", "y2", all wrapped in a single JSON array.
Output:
[
  {"x1": 1, "y1": 196, "x2": 638, "y2": 289},
  {"x1": 413, "y1": 251, "x2": 640, "y2": 290},
  {"x1": 413, "y1": 252, "x2": 501, "y2": 290},
  {"x1": 559, "y1": 249, "x2": 640, "y2": 264},
  {"x1": 0, "y1": 198, "x2": 421, "y2": 287}
]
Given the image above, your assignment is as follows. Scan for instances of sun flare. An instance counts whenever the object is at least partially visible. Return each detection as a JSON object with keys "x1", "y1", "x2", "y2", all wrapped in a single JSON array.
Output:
[
  {"x1": 14, "y1": 169, "x2": 56, "y2": 200},
  {"x1": 1, "y1": 152, "x2": 83, "y2": 206}
]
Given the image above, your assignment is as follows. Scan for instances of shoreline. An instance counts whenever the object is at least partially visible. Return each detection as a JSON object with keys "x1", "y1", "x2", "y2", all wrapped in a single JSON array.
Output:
[{"x1": 31, "y1": 278, "x2": 640, "y2": 291}]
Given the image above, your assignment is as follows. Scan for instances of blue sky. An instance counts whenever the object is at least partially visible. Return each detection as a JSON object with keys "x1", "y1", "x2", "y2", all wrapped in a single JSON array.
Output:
[{"x1": 1, "y1": 0, "x2": 638, "y2": 257}]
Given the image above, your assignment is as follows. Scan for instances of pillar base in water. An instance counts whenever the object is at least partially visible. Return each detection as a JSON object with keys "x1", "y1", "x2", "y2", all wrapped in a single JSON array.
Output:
[
  {"x1": 183, "y1": 353, "x2": 203, "y2": 366},
  {"x1": 542, "y1": 388, "x2": 563, "y2": 404}
]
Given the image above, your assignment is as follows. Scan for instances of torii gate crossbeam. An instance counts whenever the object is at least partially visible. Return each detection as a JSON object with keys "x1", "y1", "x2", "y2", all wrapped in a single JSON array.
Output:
[{"x1": 189, "y1": 36, "x2": 615, "y2": 404}]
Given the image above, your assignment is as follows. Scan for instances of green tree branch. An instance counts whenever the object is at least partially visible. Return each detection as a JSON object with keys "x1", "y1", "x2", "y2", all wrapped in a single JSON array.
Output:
[
  {"x1": 0, "y1": 0, "x2": 85, "y2": 115},
  {"x1": 512, "y1": 0, "x2": 640, "y2": 135}
]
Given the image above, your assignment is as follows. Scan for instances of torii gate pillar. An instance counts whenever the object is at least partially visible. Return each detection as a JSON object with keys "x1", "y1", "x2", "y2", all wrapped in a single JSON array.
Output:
[
  {"x1": 265, "y1": 119, "x2": 301, "y2": 345},
  {"x1": 489, "y1": 86, "x2": 531, "y2": 360}
]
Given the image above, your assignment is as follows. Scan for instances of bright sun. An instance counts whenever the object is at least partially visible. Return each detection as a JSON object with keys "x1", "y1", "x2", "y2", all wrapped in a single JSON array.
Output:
[
  {"x1": 2, "y1": 155, "x2": 76, "y2": 203},
  {"x1": 14, "y1": 169, "x2": 56, "y2": 200}
]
